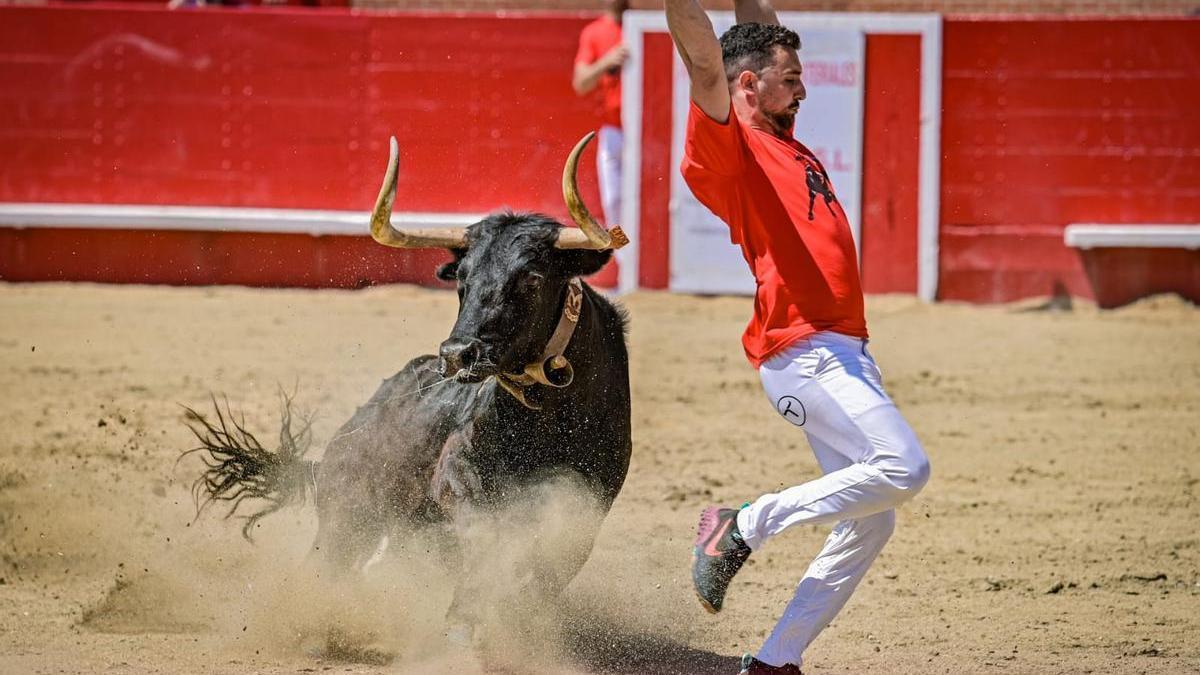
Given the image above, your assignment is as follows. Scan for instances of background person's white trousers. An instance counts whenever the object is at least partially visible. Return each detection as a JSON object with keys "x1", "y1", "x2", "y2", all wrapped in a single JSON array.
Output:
[
  {"x1": 597, "y1": 124, "x2": 633, "y2": 291},
  {"x1": 740, "y1": 332, "x2": 931, "y2": 668},
  {"x1": 596, "y1": 124, "x2": 623, "y2": 227}
]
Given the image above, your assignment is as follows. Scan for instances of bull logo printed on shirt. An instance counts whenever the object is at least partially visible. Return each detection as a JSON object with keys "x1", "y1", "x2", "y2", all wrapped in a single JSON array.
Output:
[
  {"x1": 776, "y1": 395, "x2": 806, "y2": 426},
  {"x1": 800, "y1": 160, "x2": 837, "y2": 220}
]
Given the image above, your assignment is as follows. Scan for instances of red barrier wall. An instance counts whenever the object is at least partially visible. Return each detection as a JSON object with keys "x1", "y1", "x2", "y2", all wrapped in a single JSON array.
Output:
[
  {"x1": 861, "y1": 34, "x2": 922, "y2": 295},
  {"x1": 0, "y1": 5, "x2": 604, "y2": 213},
  {"x1": 0, "y1": 5, "x2": 928, "y2": 295},
  {"x1": 939, "y1": 18, "x2": 1200, "y2": 303},
  {"x1": 0, "y1": 5, "x2": 617, "y2": 286},
  {"x1": 5, "y1": 8, "x2": 1198, "y2": 304}
]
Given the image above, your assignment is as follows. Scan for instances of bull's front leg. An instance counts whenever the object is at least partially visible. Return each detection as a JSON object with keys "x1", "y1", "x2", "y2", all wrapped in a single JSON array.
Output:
[
  {"x1": 429, "y1": 430, "x2": 490, "y2": 645},
  {"x1": 430, "y1": 429, "x2": 484, "y2": 518}
]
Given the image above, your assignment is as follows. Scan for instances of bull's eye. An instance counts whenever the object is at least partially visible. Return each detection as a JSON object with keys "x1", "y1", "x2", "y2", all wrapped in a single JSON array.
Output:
[{"x1": 520, "y1": 273, "x2": 545, "y2": 294}]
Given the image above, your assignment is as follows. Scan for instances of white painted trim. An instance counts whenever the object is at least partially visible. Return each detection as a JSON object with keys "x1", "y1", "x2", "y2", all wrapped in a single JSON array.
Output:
[
  {"x1": 621, "y1": 11, "x2": 942, "y2": 299},
  {"x1": 619, "y1": 20, "x2": 647, "y2": 295},
  {"x1": 0, "y1": 203, "x2": 484, "y2": 236},
  {"x1": 1064, "y1": 224, "x2": 1200, "y2": 250},
  {"x1": 917, "y1": 17, "x2": 943, "y2": 302},
  {"x1": 851, "y1": 31, "x2": 867, "y2": 256}
]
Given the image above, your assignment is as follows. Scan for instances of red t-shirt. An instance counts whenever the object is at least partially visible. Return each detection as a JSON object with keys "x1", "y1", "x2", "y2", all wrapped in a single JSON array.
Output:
[
  {"x1": 574, "y1": 15, "x2": 622, "y2": 128},
  {"x1": 681, "y1": 100, "x2": 867, "y2": 367}
]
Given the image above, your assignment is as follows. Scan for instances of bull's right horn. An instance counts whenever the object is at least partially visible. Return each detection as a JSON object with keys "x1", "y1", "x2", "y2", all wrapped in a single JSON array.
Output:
[
  {"x1": 370, "y1": 136, "x2": 469, "y2": 249},
  {"x1": 557, "y1": 131, "x2": 629, "y2": 251}
]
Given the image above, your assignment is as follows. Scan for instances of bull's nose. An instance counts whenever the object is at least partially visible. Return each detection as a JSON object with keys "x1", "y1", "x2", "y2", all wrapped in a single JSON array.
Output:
[{"x1": 439, "y1": 339, "x2": 480, "y2": 377}]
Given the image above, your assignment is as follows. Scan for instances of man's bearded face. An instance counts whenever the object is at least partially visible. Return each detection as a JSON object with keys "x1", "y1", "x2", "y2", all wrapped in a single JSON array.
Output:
[{"x1": 753, "y1": 46, "x2": 807, "y2": 135}]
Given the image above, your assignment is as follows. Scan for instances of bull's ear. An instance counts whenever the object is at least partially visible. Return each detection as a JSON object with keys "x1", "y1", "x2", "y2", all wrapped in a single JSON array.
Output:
[
  {"x1": 435, "y1": 261, "x2": 459, "y2": 282},
  {"x1": 558, "y1": 249, "x2": 613, "y2": 278},
  {"x1": 435, "y1": 248, "x2": 467, "y2": 282}
]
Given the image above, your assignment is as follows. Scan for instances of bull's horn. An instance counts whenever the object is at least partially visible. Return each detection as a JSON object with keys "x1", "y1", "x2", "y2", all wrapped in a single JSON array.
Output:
[
  {"x1": 557, "y1": 131, "x2": 629, "y2": 250},
  {"x1": 370, "y1": 136, "x2": 469, "y2": 249}
]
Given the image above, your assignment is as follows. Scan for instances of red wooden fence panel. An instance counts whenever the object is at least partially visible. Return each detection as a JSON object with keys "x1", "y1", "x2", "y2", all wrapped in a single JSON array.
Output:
[
  {"x1": 939, "y1": 18, "x2": 1200, "y2": 302},
  {"x1": 860, "y1": 34, "x2": 922, "y2": 295},
  {"x1": 0, "y1": 5, "x2": 618, "y2": 286}
]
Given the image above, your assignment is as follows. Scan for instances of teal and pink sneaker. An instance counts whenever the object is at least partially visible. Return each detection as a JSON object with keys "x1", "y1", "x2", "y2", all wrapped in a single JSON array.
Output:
[{"x1": 691, "y1": 505, "x2": 752, "y2": 613}]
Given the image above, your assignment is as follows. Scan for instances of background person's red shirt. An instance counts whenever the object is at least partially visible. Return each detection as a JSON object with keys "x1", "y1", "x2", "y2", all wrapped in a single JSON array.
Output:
[
  {"x1": 574, "y1": 15, "x2": 623, "y2": 128},
  {"x1": 681, "y1": 101, "x2": 868, "y2": 368}
]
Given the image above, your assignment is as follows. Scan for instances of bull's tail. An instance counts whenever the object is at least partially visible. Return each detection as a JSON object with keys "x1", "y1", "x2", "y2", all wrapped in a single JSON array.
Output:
[{"x1": 180, "y1": 389, "x2": 317, "y2": 540}]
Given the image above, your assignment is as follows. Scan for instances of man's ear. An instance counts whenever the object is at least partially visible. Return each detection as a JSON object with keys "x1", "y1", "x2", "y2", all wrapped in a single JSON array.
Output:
[
  {"x1": 737, "y1": 70, "x2": 758, "y2": 95},
  {"x1": 557, "y1": 249, "x2": 613, "y2": 278},
  {"x1": 435, "y1": 248, "x2": 467, "y2": 282}
]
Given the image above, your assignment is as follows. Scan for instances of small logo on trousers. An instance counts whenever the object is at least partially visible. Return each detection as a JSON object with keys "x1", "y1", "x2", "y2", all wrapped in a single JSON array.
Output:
[{"x1": 776, "y1": 396, "x2": 806, "y2": 426}]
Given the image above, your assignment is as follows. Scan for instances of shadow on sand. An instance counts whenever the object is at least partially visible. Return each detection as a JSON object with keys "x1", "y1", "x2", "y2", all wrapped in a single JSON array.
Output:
[{"x1": 560, "y1": 610, "x2": 741, "y2": 675}]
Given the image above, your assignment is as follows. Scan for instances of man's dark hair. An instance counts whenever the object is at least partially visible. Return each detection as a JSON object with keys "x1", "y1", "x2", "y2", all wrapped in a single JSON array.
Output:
[{"x1": 719, "y1": 23, "x2": 801, "y2": 82}]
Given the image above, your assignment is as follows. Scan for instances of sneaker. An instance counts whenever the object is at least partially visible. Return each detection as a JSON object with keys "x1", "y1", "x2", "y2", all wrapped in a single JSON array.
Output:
[
  {"x1": 692, "y1": 506, "x2": 752, "y2": 613},
  {"x1": 738, "y1": 653, "x2": 803, "y2": 674}
]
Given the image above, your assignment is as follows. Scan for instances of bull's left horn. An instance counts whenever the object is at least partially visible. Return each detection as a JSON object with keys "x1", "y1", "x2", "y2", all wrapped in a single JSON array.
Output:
[
  {"x1": 557, "y1": 131, "x2": 629, "y2": 250},
  {"x1": 370, "y1": 136, "x2": 469, "y2": 249}
]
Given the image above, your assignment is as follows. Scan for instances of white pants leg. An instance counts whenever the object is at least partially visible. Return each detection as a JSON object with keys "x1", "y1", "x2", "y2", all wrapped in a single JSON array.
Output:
[
  {"x1": 597, "y1": 124, "x2": 633, "y2": 289},
  {"x1": 596, "y1": 125, "x2": 623, "y2": 227},
  {"x1": 737, "y1": 332, "x2": 930, "y2": 668}
]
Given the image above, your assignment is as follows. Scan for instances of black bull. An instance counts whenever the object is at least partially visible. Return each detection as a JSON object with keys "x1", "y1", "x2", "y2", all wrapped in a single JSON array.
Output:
[{"x1": 183, "y1": 134, "x2": 632, "y2": 628}]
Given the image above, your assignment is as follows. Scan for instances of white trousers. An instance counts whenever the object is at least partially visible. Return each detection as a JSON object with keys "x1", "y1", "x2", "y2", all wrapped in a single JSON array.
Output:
[
  {"x1": 740, "y1": 331, "x2": 931, "y2": 668},
  {"x1": 597, "y1": 125, "x2": 633, "y2": 288},
  {"x1": 596, "y1": 124, "x2": 623, "y2": 227}
]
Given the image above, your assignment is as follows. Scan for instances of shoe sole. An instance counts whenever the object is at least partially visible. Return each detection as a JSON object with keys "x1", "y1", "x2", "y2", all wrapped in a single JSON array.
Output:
[{"x1": 691, "y1": 549, "x2": 721, "y2": 614}]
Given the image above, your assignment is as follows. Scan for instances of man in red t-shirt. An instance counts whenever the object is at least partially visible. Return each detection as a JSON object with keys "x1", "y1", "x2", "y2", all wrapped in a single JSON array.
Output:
[
  {"x1": 573, "y1": 0, "x2": 630, "y2": 230},
  {"x1": 666, "y1": 1, "x2": 931, "y2": 673}
]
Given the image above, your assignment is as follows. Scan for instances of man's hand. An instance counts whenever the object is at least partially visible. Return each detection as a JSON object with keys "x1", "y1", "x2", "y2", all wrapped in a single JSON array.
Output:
[
  {"x1": 600, "y1": 44, "x2": 631, "y2": 72},
  {"x1": 734, "y1": 0, "x2": 780, "y2": 26},
  {"x1": 573, "y1": 43, "x2": 630, "y2": 95}
]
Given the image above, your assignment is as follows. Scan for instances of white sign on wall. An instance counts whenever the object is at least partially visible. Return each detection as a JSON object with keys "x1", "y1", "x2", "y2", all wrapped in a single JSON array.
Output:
[{"x1": 668, "y1": 21, "x2": 865, "y2": 295}]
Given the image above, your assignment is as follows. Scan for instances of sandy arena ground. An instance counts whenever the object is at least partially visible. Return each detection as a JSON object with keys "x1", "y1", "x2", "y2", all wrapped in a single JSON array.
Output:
[{"x1": 0, "y1": 282, "x2": 1197, "y2": 674}]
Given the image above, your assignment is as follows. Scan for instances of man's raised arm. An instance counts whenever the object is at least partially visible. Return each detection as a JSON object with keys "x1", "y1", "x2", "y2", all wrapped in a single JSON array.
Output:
[
  {"x1": 665, "y1": 0, "x2": 729, "y2": 123},
  {"x1": 734, "y1": 0, "x2": 779, "y2": 26}
]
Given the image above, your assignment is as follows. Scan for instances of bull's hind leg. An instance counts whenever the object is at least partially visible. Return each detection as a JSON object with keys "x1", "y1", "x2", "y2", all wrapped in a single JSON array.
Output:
[
  {"x1": 297, "y1": 506, "x2": 396, "y2": 664},
  {"x1": 308, "y1": 504, "x2": 390, "y2": 578}
]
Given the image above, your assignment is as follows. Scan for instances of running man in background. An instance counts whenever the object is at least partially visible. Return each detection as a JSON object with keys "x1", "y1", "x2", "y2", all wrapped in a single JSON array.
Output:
[
  {"x1": 572, "y1": 0, "x2": 630, "y2": 229},
  {"x1": 664, "y1": 1, "x2": 931, "y2": 673}
]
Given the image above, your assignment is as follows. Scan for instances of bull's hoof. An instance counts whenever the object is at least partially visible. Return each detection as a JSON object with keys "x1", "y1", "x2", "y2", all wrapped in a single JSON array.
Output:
[
  {"x1": 304, "y1": 627, "x2": 394, "y2": 666},
  {"x1": 444, "y1": 621, "x2": 476, "y2": 648}
]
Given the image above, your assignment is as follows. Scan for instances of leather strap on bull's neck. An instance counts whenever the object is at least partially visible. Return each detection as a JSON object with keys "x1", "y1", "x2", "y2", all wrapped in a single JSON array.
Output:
[
  {"x1": 496, "y1": 278, "x2": 584, "y2": 410},
  {"x1": 542, "y1": 277, "x2": 583, "y2": 362}
]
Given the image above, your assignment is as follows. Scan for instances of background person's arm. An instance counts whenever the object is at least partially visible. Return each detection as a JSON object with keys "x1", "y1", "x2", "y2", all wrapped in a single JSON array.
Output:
[
  {"x1": 665, "y1": 0, "x2": 729, "y2": 122},
  {"x1": 572, "y1": 44, "x2": 630, "y2": 96}
]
